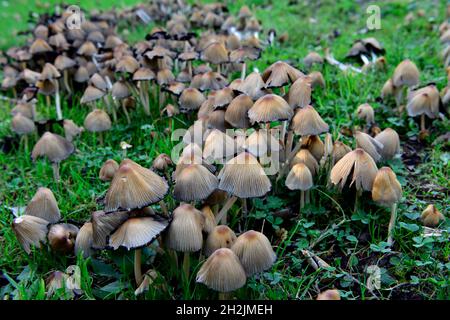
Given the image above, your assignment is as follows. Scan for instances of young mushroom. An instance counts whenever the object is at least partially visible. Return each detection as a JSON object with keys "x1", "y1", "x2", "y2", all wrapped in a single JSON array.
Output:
[
  {"x1": 12, "y1": 215, "x2": 49, "y2": 254},
  {"x1": 47, "y1": 223, "x2": 79, "y2": 254},
  {"x1": 421, "y1": 205, "x2": 445, "y2": 227},
  {"x1": 99, "y1": 159, "x2": 119, "y2": 181},
  {"x1": 84, "y1": 109, "x2": 112, "y2": 145},
  {"x1": 204, "y1": 225, "x2": 237, "y2": 257},
  {"x1": 24, "y1": 187, "x2": 61, "y2": 223},
  {"x1": 285, "y1": 163, "x2": 314, "y2": 213}
]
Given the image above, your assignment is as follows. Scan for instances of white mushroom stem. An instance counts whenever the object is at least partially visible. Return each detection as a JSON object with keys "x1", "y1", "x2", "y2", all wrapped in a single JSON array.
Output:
[
  {"x1": 98, "y1": 131, "x2": 104, "y2": 146},
  {"x1": 241, "y1": 62, "x2": 246, "y2": 80},
  {"x1": 55, "y1": 81, "x2": 62, "y2": 121},
  {"x1": 121, "y1": 100, "x2": 131, "y2": 124},
  {"x1": 354, "y1": 189, "x2": 362, "y2": 212},
  {"x1": 360, "y1": 54, "x2": 370, "y2": 66},
  {"x1": 63, "y1": 70, "x2": 72, "y2": 94},
  {"x1": 325, "y1": 49, "x2": 362, "y2": 73},
  {"x1": 285, "y1": 130, "x2": 294, "y2": 160},
  {"x1": 277, "y1": 137, "x2": 303, "y2": 182},
  {"x1": 104, "y1": 95, "x2": 117, "y2": 123},
  {"x1": 52, "y1": 162, "x2": 60, "y2": 182},
  {"x1": 420, "y1": 114, "x2": 426, "y2": 131},
  {"x1": 134, "y1": 248, "x2": 143, "y2": 286},
  {"x1": 300, "y1": 191, "x2": 305, "y2": 211},
  {"x1": 387, "y1": 203, "x2": 398, "y2": 245},
  {"x1": 215, "y1": 196, "x2": 238, "y2": 224},
  {"x1": 183, "y1": 252, "x2": 190, "y2": 282}
]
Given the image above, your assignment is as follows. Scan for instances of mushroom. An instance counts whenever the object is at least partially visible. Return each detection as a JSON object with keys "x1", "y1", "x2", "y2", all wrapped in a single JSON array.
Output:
[
  {"x1": 355, "y1": 131, "x2": 384, "y2": 162},
  {"x1": 201, "y1": 42, "x2": 229, "y2": 73},
  {"x1": 204, "y1": 225, "x2": 237, "y2": 257},
  {"x1": 173, "y1": 164, "x2": 219, "y2": 202},
  {"x1": 303, "y1": 52, "x2": 324, "y2": 70},
  {"x1": 84, "y1": 109, "x2": 112, "y2": 145},
  {"x1": 196, "y1": 248, "x2": 246, "y2": 299},
  {"x1": 39, "y1": 63, "x2": 62, "y2": 120},
  {"x1": 261, "y1": 61, "x2": 304, "y2": 95},
  {"x1": 374, "y1": 128, "x2": 401, "y2": 160},
  {"x1": 372, "y1": 167, "x2": 403, "y2": 245},
  {"x1": 356, "y1": 103, "x2": 375, "y2": 128},
  {"x1": 24, "y1": 187, "x2": 61, "y2": 223},
  {"x1": 165, "y1": 204, "x2": 204, "y2": 280},
  {"x1": 12, "y1": 215, "x2": 49, "y2": 254},
  {"x1": 406, "y1": 84, "x2": 440, "y2": 133},
  {"x1": 421, "y1": 205, "x2": 445, "y2": 227},
  {"x1": 11, "y1": 113, "x2": 35, "y2": 151},
  {"x1": 231, "y1": 230, "x2": 276, "y2": 276},
  {"x1": 391, "y1": 59, "x2": 420, "y2": 106},
  {"x1": 133, "y1": 67, "x2": 155, "y2": 116},
  {"x1": 285, "y1": 163, "x2": 314, "y2": 213},
  {"x1": 316, "y1": 289, "x2": 341, "y2": 300},
  {"x1": 48, "y1": 223, "x2": 79, "y2": 254},
  {"x1": 99, "y1": 159, "x2": 119, "y2": 181},
  {"x1": 31, "y1": 132, "x2": 75, "y2": 181},
  {"x1": 225, "y1": 94, "x2": 253, "y2": 129},
  {"x1": 75, "y1": 222, "x2": 94, "y2": 258},
  {"x1": 63, "y1": 119, "x2": 84, "y2": 143},
  {"x1": 248, "y1": 94, "x2": 293, "y2": 133}
]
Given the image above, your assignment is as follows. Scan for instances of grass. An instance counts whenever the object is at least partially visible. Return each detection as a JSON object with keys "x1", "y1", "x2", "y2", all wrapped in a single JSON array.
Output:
[{"x1": 0, "y1": 0, "x2": 449, "y2": 300}]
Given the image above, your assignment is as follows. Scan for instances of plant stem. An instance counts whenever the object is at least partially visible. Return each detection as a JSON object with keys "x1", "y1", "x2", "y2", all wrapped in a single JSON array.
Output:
[
  {"x1": 387, "y1": 203, "x2": 398, "y2": 245},
  {"x1": 420, "y1": 114, "x2": 426, "y2": 132},
  {"x1": 134, "y1": 248, "x2": 143, "y2": 286},
  {"x1": 300, "y1": 190, "x2": 305, "y2": 214},
  {"x1": 354, "y1": 189, "x2": 362, "y2": 212},
  {"x1": 52, "y1": 162, "x2": 60, "y2": 182},
  {"x1": 183, "y1": 252, "x2": 190, "y2": 282}
]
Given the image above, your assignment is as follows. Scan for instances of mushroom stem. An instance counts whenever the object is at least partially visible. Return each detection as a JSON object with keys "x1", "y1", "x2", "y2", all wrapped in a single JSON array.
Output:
[
  {"x1": 160, "y1": 201, "x2": 169, "y2": 216},
  {"x1": 354, "y1": 189, "x2": 362, "y2": 212},
  {"x1": 217, "y1": 64, "x2": 221, "y2": 74},
  {"x1": 216, "y1": 196, "x2": 238, "y2": 224},
  {"x1": 242, "y1": 198, "x2": 248, "y2": 217},
  {"x1": 183, "y1": 252, "x2": 190, "y2": 282},
  {"x1": 63, "y1": 70, "x2": 72, "y2": 95},
  {"x1": 285, "y1": 130, "x2": 294, "y2": 160},
  {"x1": 277, "y1": 138, "x2": 303, "y2": 182},
  {"x1": 420, "y1": 114, "x2": 426, "y2": 132},
  {"x1": 23, "y1": 135, "x2": 28, "y2": 154},
  {"x1": 98, "y1": 131, "x2": 104, "y2": 146},
  {"x1": 188, "y1": 61, "x2": 193, "y2": 77},
  {"x1": 52, "y1": 162, "x2": 60, "y2": 182},
  {"x1": 134, "y1": 248, "x2": 143, "y2": 286},
  {"x1": 218, "y1": 292, "x2": 230, "y2": 300},
  {"x1": 55, "y1": 82, "x2": 62, "y2": 121},
  {"x1": 241, "y1": 62, "x2": 246, "y2": 80},
  {"x1": 121, "y1": 100, "x2": 131, "y2": 124},
  {"x1": 387, "y1": 202, "x2": 398, "y2": 245},
  {"x1": 300, "y1": 190, "x2": 305, "y2": 212}
]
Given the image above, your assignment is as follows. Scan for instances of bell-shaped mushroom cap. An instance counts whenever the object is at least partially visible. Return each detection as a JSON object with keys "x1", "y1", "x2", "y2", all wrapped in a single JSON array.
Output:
[
  {"x1": 164, "y1": 82, "x2": 186, "y2": 97},
  {"x1": 225, "y1": 94, "x2": 253, "y2": 128},
  {"x1": 74, "y1": 66, "x2": 90, "y2": 83},
  {"x1": 24, "y1": 187, "x2": 61, "y2": 223},
  {"x1": 91, "y1": 210, "x2": 129, "y2": 249},
  {"x1": 212, "y1": 87, "x2": 235, "y2": 109},
  {"x1": 84, "y1": 109, "x2": 112, "y2": 133},
  {"x1": 203, "y1": 129, "x2": 236, "y2": 162},
  {"x1": 40, "y1": 63, "x2": 61, "y2": 80},
  {"x1": 173, "y1": 164, "x2": 219, "y2": 201},
  {"x1": 240, "y1": 72, "x2": 266, "y2": 100},
  {"x1": 229, "y1": 46, "x2": 261, "y2": 63},
  {"x1": 262, "y1": 61, "x2": 304, "y2": 88},
  {"x1": 291, "y1": 105, "x2": 329, "y2": 136},
  {"x1": 111, "y1": 80, "x2": 131, "y2": 99},
  {"x1": 198, "y1": 71, "x2": 228, "y2": 91},
  {"x1": 302, "y1": 135, "x2": 325, "y2": 162},
  {"x1": 104, "y1": 35, "x2": 124, "y2": 49},
  {"x1": 157, "y1": 69, "x2": 175, "y2": 86},
  {"x1": 288, "y1": 76, "x2": 312, "y2": 108},
  {"x1": 285, "y1": 163, "x2": 313, "y2": 191},
  {"x1": 345, "y1": 40, "x2": 369, "y2": 60},
  {"x1": 317, "y1": 289, "x2": 341, "y2": 300},
  {"x1": 200, "y1": 205, "x2": 217, "y2": 234},
  {"x1": 63, "y1": 119, "x2": 84, "y2": 142},
  {"x1": 207, "y1": 110, "x2": 228, "y2": 132},
  {"x1": 374, "y1": 128, "x2": 401, "y2": 160},
  {"x1": 231, "y1": 230, "x2": 276, "y2": 276},
  {"x1": 54, "y1": 55, "x2": 76, "y2": 71},
  {"x1": 166, "y1": 204, "x2": 204, "y2": 252},
  {"x1": 11, "y1": 113, "x2": 35, "y2": 135},
  {"x1": 381, "y1": 78, "x2": 394, "y2": 99},
  {"x1": 11, "y1": 102, "x2": 33, "y2": 119},
  {"x1": 152, "y1": 154, "x2": 173, "y2": 171},
  {"x1": 291, "y1": 149, "x2": 319, "y2": 175},
  {"x1": 116, "y1": 56, "x2": 139, "y2": 74},
  {"x1": 205, "y1": 225, "x2": 237, "y2": 257},
  {"x1": 75, "y1": 222, "x2": 94, "y2": 258},
  {"x1": 179, "y1": 88, "x2": 206, "y2": 111},
  {"x1": 330, "y1": 148, "x2": 378, "y2": 192},
  {"x1": 88, "y1": 73, "x2": 108, "y2": 91},
  {"x1": 308, "y1": 71, "x2": 326, "y2": 89},
  {"x1": 392, "y1": 59, "x2": 420, "y2": 88},
  {"x1": 406, "y1": 84, "x2": 440, "y2": 118},
  {"x1": 421, "y1": 205, "x2": 445, "y2": 227},
  {"x1": 243, "y1": 129, "x2": 281, "y2": 158},
  {"x1": 332, "y1": 141, "x2": 352, "y2": 165},
  {"x1": 248, "y1": 94, "x2": 293, "y2": 123},
  {"x1": 356, "y1": 103, "x2": 375, "y2": 124},
  {"x1": 372, "y1": 167, "x2": 402, "y2": 206},
  {"x1": 48, "y1": 223, "x2": 79, "y2": 254},
  {"x1": 355, "y1": 131, "x2": 384, "y2": 162},
  {"x1": 105, "y1": 159, "x2": 169, "y2": 212},
  {"x1": 80, "y1": 85, "x2": 106, "y2": 104},
  {"x1": 77, "y1": 41, "x2": 98, "y2": 57},
  {"x1": 133, "y1": 67, "x2": 155, "y2": 82},
  {"x1": 201, "y1": 42, "x2": 229, "y2": 65},
  {"x1": 12, "y1": 215, "x2": 49, "y2": 254},
  {"x1": 218, "y1": 152, "x2": 271, "y2": 198},
  {"x1": 32, "y1": 132, "x2": 75, "y2": 163},
  {"x1": 196, "y1": 248, "x2": 246, "y2": 293},
  {"x1": 109, "y1": 216, "x2": 169, "y2": 250},
  {"x1": 99, "y1": 159, "x2": 119, "y2": 181},
  {"x1": 30, "y1": 38, "x2": 52, "y2": 55},
  {"x1": 303, "y1": 52, "x2": 324, "y2": 69}
]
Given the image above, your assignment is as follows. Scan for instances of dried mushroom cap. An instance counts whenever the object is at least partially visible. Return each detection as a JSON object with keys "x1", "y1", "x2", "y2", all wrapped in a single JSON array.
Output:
[
  {"x1": 91, "y1": 210, "x2": 129, "y2": 249},
  {"x1": 356, "y1": 103, "x2": 375, "y2": 124},
  {"x1": 25, "y1": 187, "x2": 61, "y2": 223},
  {"x1": 290, "y1": 105, "x2": 329, "y2": 136},
  {"x1": 317, "y1": 289, "x2": 341, "y2": 300},
  {"x1": 218, "y1": 152, "x2": 271, "y2": 198},
  {"x1": 225, "y1": 94, "x2": 253, "y2": 128},
  {"x1": 372, "y1": 167, "x2": 402, "y2": 206},
  {"x1": 392, "y1": 59, "x2": 420, "y2": 88},
  {"x1": 12, "y1": 215, "x2": 49, "y2": 254},
  {"x1": 11, "y1": 113, "x2": 35, "y2": 135},
  {"x1": 248, "y1": 94, "x2": 293, "y2": 123},
  {"x1": 355, "y1": 131, "x2": 384, "y2": 162},
  {"x1": 285, "y1": 163, "x2": 313, "y2": 191},
  {"x1": 421, "y1": 205, "x2": 445, "y2": 227},
  {"x1": 261, "y1": 61, "x2": 304, "y2": 88},
  {"x1": 330, "y1": 148, "x2": 378, "y2": 192},
  {"x1": 173, "y1": 164, "x2": 219, "y2": 201},
  {"x1": 48, "y1": 223, "x2": 79, "y2": 254},
  {"x1": 80, "y1": 85, "x2": 106, "y2": 104},
  {"x1": 84, "y1": 109, "x2": 112, "y2": 132},
  {"x1": 205, "y1": 225, "x2": 237, "y2": 257},
  {"x1": 105, "y1": 159, "x2": 168, "y2": 212},
  {"x1": 109, "y1": 216, "x2": 169, "y2": 250},
  {"x1": 406, "y1": 84, "x2": 440, "y2": 118},
  {"x1": 374, "y1": 128, "x2": 401, "y2": 160},
  {"x1": 231, "y1": 230, "x2": 276, "y2": 276},
  {"x1": 75, "y1": 222, "x2": 94, "y2": 258},
  {"x1": 196, "y1": 248, "x2": 246, "y2": 293},
  {"x1": 99, "y1": 159, "x2": 119, "y2": 181},
  {"x1": 32, "y1": 132, "x2": 75, "y2": 163},
  {"x1": 166, "y1": 204, "x2": 204, "y2": 252}
]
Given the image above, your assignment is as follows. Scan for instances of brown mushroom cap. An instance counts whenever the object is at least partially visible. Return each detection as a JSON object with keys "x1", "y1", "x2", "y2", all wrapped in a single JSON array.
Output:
[
  {"x1": 330, "y1": 148, "x2": 378, "y2": 192},
  {"x1": 152, "y1": 154, "x2": 173, "y2": 171},
  {"x1": 11, "y1": 113, "x2": 35, "y2": 135},
  {"x1": 291, "y1": 105, "x2": 329, "y2": 136},
  {"x1": 91, "y1": 210, "x2": 129, "y2": 249},
  {"x1": 302, "y1": 135, "x2": 325, "y2": 162},
  {"x1": 31, "y1": 132, "x2": 75, "y2": 163},
  {"x1": 99, "y1": 159, "x2": 119, "y2": 181},
  {"x1": 372, "y1": 167, "x2": 402, "y2": 206},
  {"x1": 225, "y1": 94, "x2": 253, "y2": 128},
  {"x1": 48, "y1": 223, "x2": 79, "y2": 254},
  {"x1": 80, "y1": 86, "x2": 106, "y2": 104},
  {"x1": 84, "y1": 109, "x2": 111, "y2": 133},
  {"x1": 24, "y1": 187, "x2": 61, "y2": 223},
  {"x1": 218, "y1": 152, "x2": 271, "y2": 198},
  {"x1": 165, "y1": 204, "x2": 204, "y2": 252},
  {"x1": 179, "y1": 88, "x2": 206, "y2": 111},
  {"x1": 201, "y1": 42, "x2": 229, "y2": 65},
  {"x1": 288, "y1": 77, "x2": 312, "y2": 108},
  {"x1": 205, "y1": 225, "x2": 237, "y2": 257},
  {"x1": 355, "y1": 131, "x2": 384, "y2": 162},
  {"x1": 406, "y1": 84, "x2": 440, "y2": 118},
  {"x1": 262, "y1": 61, "x2": 304, "y2": 88},
  {"x1": 200, "y1": 205, "x2": 217, "y2": 234},
  {"x1": 248, "y1": 94, "x2": 293, "y2": 123},
  {"x1": 421, "y1": 205, "x2": 445, "y2": 227},
  {"x1": 291, "y1": 149, "x2": 319, "y2": 175},
  {"x1": 54, "y1": 55, "x2": 76, "y2": 71},
  {"x1": 316, "y1": 289, "x2": 341, "y2": 300},
  {"x1": 75, "y1": 222, "x2": 94, "y2": 259},
  {"x1": 111, "y1": 81, "x2": 131, "y2": 99},
  {"x1": 196, "y1": 248, "x2": 246, "y2": 293},
  {"x1": 12, "y1": 215, "x2": 49, "y2": 254},
  {"x1": 332, "y1": 141, "x2": 352, "y2": 165},
  {"x1": 212, "y1": 87, "x2": 235, "y2": 109},
  {"x1": 109, "y1": 215, "x2": 169, "y2": 250},
  {"x1": 303, "y1": 52, "x2": 324, "y2": 69},
  {"x1": 374, "y1": 128, "x2": 401, "y2": 160},
  {"x1": 392, "y1": 59, "x2": 420, "y2": 88},
  {"x1": 231, "y1": 230, "x2": 276, "y2": 276},
  {"x1": 30, "y1": 38, "x2": 52, "y2": 55},
  {"x1": 356, "y1": 103, "x2": 375, "y2": 124},
  {"x1": 240, "y1": 72, "x2": 266, "y2": 100},
  {"x1": 173, "y1": 164, "x2": 219, "y2": 201},
  {"x1": 285, "y1": 163, "x2": 314, "y2": 191},
  {"x1": 308, "y1": 71, "x2": 326, "y2": 89}
]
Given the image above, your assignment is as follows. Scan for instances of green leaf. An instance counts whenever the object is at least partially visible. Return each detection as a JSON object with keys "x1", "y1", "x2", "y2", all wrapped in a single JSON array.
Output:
[{"x1": 399, "y1": 222, "x2": 420, "y2": 232}]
